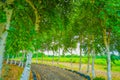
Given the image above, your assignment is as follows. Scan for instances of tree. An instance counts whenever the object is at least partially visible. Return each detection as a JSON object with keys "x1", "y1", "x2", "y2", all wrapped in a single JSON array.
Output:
[{"x1": 0, "y1": 0, "x2": 14, "y2": 77}]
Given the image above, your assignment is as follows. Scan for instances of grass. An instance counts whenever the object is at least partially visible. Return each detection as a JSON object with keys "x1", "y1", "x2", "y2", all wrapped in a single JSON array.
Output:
[
  {"x1": 13, "y1": 56, "x2": 120, "y2": 80},
  {"x1": 1, "y1": 63, "x2": 33, "y2": 80},
  {"x1": 32, "y1": 56, "x2": 120, "y2": 67},
  {"x1": 14, "y1": 56, "x2": 120, "y2": 72}
]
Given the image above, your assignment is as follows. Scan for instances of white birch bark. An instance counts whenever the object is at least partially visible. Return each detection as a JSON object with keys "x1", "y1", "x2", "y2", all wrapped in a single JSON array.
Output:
[
  {"x1": 52, "y1": 50, "x2": 55, "y2": 66},
  {"x1": 107, "y1": 46, "x2": 111, "y2": 80},
  {"x1": 103, "y1": 29, "x2": 111, "y2": 80},
  {"x1": 36, "y1": 53, "x2": 38, "y2": 64},
  {"x1": 6, "y1": 54, "x2": 9, "y2": 64},
  {"x1": 19, "y1": 61, "x2": 22, "y2": 67},
  {"x1": 91, "y1": 35, "x2": 95, "y2": 79},
  {"x1": 70, "y1": 49, "x2": 73, "y2": 70},
  {"x1": 87, "y1": 45, "x2": 90, "y2": 73},
  {"x1": 79, "y1": 35, "x2": 83, "y2": 71},
  {"x1": 21, "y1": 53, "x2": 25, "y2": 67},
  {"x1": 79, "y1": 43, "x2": 82, "y2": 71},
  {"x1": 14, "y1": 59, "x2": 17, "y2": 65},
  {"x1": 10, "y1": 56, "x2": 14, "y2": 64},
  {"x1": 20, "y1": 52, "x2": 32, "y2": 80},
  {"x1": 92, "y1": 49, "x2": 95, "y2": 79},
  {"x1": 0, "y1": 9, "x2": 13, "y2": 77},
  {"x1": 21, "y1": 61, "x2": 24, "y2": 67},
  {"x1": 57, "y1": 48, "x2": 61, "y2": 65}
]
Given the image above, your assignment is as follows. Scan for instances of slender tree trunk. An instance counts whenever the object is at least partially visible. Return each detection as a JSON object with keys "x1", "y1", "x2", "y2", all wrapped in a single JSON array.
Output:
[
  {"x1": 106, "y1": 46, "x2": 111, "y2": 80},
  {"x1": 103, "y1": 29, "x2": 111, "y2": 80},
  {"x1": 13, "y1": 55, "x2": 16, "y2": 65},
  {"x1": 57, "y1": 48, "x2": 61, "y2": 65},
  {"x1": 20, "y1": 52, "x2": 32, "y2": 80},
  {"x1": 15, "y1": 53, "x2": 18, "y2": 65},
  {"x1": 21, "y1": 53, "x2": 26, "y2": 67},
  {"x1": 42, "y1": 54, "x2": 44, "y2": 64},
  {"x1": 36, "y1": 52, "x2": 38, "y2": 64},
  {"x1": 79, "y1": 45, "x2": 82, "y2": 71},
  {"x1": 70, "y1": 49, "x2": 73, "y2": 70},
  {"x1": 6, "y1": 54, "x2": 9, "y2": 64},
  {"x1": 52, "y1": 50, "x2": 55, "y2": 66},
  {"x1": 19, "y1": 61, "x2": 22, "y2": 67},
  {"x1": 79, "y1": 35, "x2": 83, "y2": 71},
  {"x1": 24, "y1": 0, "x2": 40, "y2": 80},
  {"x1": 26, "y1": 0, "x2": 40, "y2": 31},
  {"x1": 10, "y1": 56, "x2": 14, "y2": 64},
  {"x1": 91, "y1": 35, "x2": 95, "y2": 79},
  {"x1": 14, "y1": 55, "x2": 17, "y2": 65},
  {"x1": 19, "y1": 53, "x2": 22, "y2": 67},
  {"x1": 0, "y1": 9, "x2": 13, "y2": 77},
  {"x1": 87, "y1": 45, "x2": 90, "y2": 73}
]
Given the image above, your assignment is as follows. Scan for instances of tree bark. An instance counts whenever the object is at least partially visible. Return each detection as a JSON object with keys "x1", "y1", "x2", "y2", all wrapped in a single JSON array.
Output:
[
  {"x1": 42, "y1": 53, "x2": 44, "y2": 64},
  {"x1": 0, "y1": 9, "x2": 13, "y2": 77},
  {"x1": 21, "y1": 53, "x2": 26, "y2": 67},
  {"x1": 79, "y1": 45, "x2": 82, "y2": 71},
  {"x1": 91, "y1": 35, "x2": 95, "y2": 79},
  {"x1": 6, "y1": 54, "x2": 9, "y2": 64},
  {"x1": 57, "y1": 48, "x2": 61, "y2": 65},
  {"x1": 79, "y1": 35, "x2": 83, "y2": 71},
  {"x1": 19, "y1": 61, "x2": 22, "y2": 67},
  {"x1": 70, "y1": 49, "x2": 73, "y2": 70},
  {"x1": 36, "y1": 52, "x2": 38, "y2": 64},
  {"x1": 20, "y1": 52, "x2": 32, "y2": 80},
  {"x1": 19, "y1": 53, "x2": 22, "y2": 67},
  {"x1": 87, "y1": 43, "x2": 90, "y2": 73},
  {"x1": 26, "y1": 0, "x2": 40, "y2": 31},
  {"x1": 52, "y1": 50, "x2": 55, "y2": 66},
  {"x1": 103, "y1": 29, "x2": 111, "y2": 80},
  {"x1": 10, "y1": 56, "x2": 14, "y2": 64}
]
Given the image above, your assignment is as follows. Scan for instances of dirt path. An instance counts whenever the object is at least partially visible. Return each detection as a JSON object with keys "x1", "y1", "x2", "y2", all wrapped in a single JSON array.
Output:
[
  {"x1": 31, "y1": 64, "x2": 86, "y2": 80},
  {"x1": 32, "y1": 60, "x2": 120, "y2": 80}
]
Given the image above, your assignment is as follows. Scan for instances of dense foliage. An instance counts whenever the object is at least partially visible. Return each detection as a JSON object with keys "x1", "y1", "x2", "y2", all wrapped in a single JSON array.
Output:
[{"x1": 0, "y1": 0, "x2": 120, "y2": 80}]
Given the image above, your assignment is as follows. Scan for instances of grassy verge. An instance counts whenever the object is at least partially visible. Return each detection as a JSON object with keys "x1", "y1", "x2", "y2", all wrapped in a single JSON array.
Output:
[
  {"x1": 1, "y1": 63, "x2": 33, "y2": 80},
  {"x1": 32, "y1": 57, "x2": 120, "y2": 72},
  {"x1": 14, "y1": 56, "x2": 120, "y2": 72}
]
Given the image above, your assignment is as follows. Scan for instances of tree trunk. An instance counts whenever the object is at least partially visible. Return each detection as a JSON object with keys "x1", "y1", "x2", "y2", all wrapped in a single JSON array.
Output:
[
  {"x1": 87, "y1": 45, "x2": 90, "y2": 73},
  {"x1": 26, "y1": 0, "x2": 40, "y2": 31},
  {"x1": 21, "y1": 53, "x2": 26, "y2": 67},
  {"x1": 6, "y1": 54, "x2": 9, "y2": 64},
  {"x1": 0, "y1": 9, "x2": 13, "y2": 77},
  {"x1": 36, "y1": 52, "x2": 38, "y2": 64},
  {"x1": 70, "y1": 49, "x2": 73, "y2": 70},
  {"x1": 15, "y1": 54, "x2": 18, "y2": 65},
  {"x1": 79, "y1": 45, "x2": 82, "y2": 71},
  {"x1": 91, "y1": 35, "x2": 95, "y2": 79},
  {"x1": 57, "y1": 48, "x2": 61, "y2": 65},
  {"x1": 52, "y1": 50, "x2": 55, "y2": 66},
  {"x1": 14, "y1": 57, "x2": 17, "y2": 65},
  {"x1": 19, "y1": 53, "x2": 22, "y2": 67},
  {"x1": 103, "y1": 29, "x2": 111, "y2": 80},
  {"x1": 106, "y1": 46, "x2": 111, "y2": 80},
  {"x1": 42, "y1": 54, "x2": 44, "y2": 64},
  {"x1": 20, "y1": 52, "x2": 32, "y2": 80},
  {"x1": 19, "y1": 61, "x2": 22, "y2": 67},
  {"x1": 79, "y1": 35, "x2": 83, "y2": 71},
  {"x1": 10, "y1": 56, "x2": 14, "y2": 64}
]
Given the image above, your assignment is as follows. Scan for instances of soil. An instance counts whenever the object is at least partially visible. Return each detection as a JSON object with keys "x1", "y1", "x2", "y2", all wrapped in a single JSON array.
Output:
[{"x1": 31, "y1": 64, "x2": 86, "y2": 80}]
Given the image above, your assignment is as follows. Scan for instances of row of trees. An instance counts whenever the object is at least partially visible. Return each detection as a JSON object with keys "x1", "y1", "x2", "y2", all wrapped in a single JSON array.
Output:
[{"x1": 0, "y1": 0, "x2": 120, "y2": 80}]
